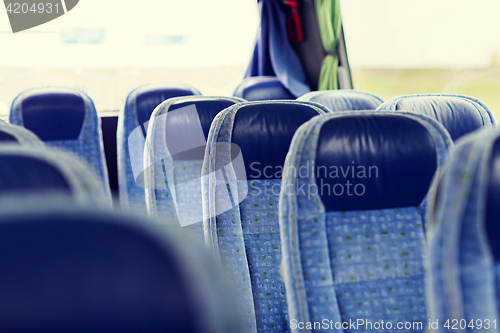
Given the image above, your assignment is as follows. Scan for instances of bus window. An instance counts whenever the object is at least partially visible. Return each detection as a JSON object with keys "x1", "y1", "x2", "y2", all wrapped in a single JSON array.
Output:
[
  {"x1": 0, "y1": 0, "x2": 260, "y2": 114},
  {"x1": 341, "y1": 0, "x2": 500, "y2": 118}
]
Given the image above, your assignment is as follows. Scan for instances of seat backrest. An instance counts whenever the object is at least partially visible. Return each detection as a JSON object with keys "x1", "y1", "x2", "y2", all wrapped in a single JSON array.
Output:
[
  {"x1": 279, "y1": 112, "x2": 452, "y2": 332},
  {"x1": 117, "y1": 84, "x2": 201, "y2": 211},
  {"x1": 377, "y1": 93, "x2": 496, "y2": 141},
  {"x1": 0, "y1": 146, "x2": 111, "y2": 208},
  {"x1": 9, "y1": 88, "x2": 110, "y2": 196},
  {"x1": 202, "y1": 100, "x2": 331, "y2": 333},
  {"x1": 426, "y1": 128, "x2": 500, "y2": 330},
  {"x1": 0, "y1": 123, "x2": 45, "y2": 147},
  {"x1": 0, "y1": 206, "x2": 244, "y2": 333},
  {"x1": 233, "y1": 77, "x2": 295, "y2": 101},
  {"x1": 144, "y1": 96, "x2": 245, "y2": 233},
  {"x1": 298, "y1": 89, "x2": 384, "y2": 111}
]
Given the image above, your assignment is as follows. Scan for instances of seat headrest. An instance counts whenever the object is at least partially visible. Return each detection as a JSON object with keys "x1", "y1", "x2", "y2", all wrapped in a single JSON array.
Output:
[
  {"x1": 12, "y1": 88, "x2": 89, "y2": 141},
  {"x1": 298, "y1": 90, "x2": 384, "y2": 111},
  {"x1": 233, "y1": 77, "x2": 295, "y2": 101},
  {"x1": 309, "y1": 112, "x2": 452, "y2": 212},
  {"x1": 232, "y1": 102, "x2": 325, "y2": 180},
  {"x1": 378, "y1": 94, "x2": 496, "y2": 141},
  {"x1": 127, "y1": 84, "x2": 201, "y2": 130},
  {"x1": 167, "y1": 97, "x2": 244, "y2": 139},
  {"x1": 0, "y1": 209, "x2": 243, "y2": 333},
  {"x1": 0, "y1": 154, "x2": 70, "y2": 192}
]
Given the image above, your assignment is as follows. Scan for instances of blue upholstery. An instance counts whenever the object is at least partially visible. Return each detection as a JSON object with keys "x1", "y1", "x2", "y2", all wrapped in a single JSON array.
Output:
[
  {"x1": 377, "y1": 93, "x2": 496, "y2": 141},
  {"x1": 486, "y1": 139, "x2": 500, "y2": 260},
  {"x1": 117, "y1": 84, "x2": 201, "y2": 212},
  {"x1": 0, "y1": 146, "x2": 111, "y2": 208},
  {"x1": 0, "y1": 124, "x2": 45, "y2": 147},
  {"x1": 202, "y1": 101, "x2": 331, "y2": 333},
  {"x1": 298, "y1": 90, "x2": 385, "y2": 111},
  {"x1": 233, "y1": 103, "x2": 323, "y2": 179},
  {"x1": 280, "y1": 112, "x2": 453, "y2": 333},
  {"x1": 316, "y1": 116, "x2": 437, "y2": 211},
  {"x1": 426, "y1": 128, "x2": 500, "y2": 331},
  {"x1": 0, "y1": 206, "x2": 244, "y2": 333},
  {"x1": 234, "y1": 77, "x2": 295, "y2": 101},
  {"x1": 9, "y1": 88, "x2": 111, "y2": 198},
  {"x1": 15, "y1": 90, "x2": 84, "y2": 140},
  {"x1": 143, "y1": 96, "x2": 244, "y2": 231}
]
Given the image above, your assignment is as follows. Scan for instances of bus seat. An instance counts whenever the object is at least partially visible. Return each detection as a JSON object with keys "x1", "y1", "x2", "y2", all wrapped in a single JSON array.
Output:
[
  {"x1": 377, "y1": 93, "x2": 496, "y2": 141},
  {"x1": 9, "y1": 88, "x2": 111, "y2": 198},
  {"x1": 0, "y1": 124, "x2": 45, "y2": 147},
  {"x1": 426, "y1": 128, "x2": 500, "y2": 329},
  {"x1": 143, "y1": 96, "x2": 245, "y2": 237},
  {"x1": 0, "y1": 206, "x2": 244, "y2": 333},
  {"x1": 117, "y1": 84, "x2": 201, "y2": 212},
  {"x1": 233, "y1": 77, "x2": 295, "y2": 101},
  {"x1": 298, "y1": 89, "x2": 385, "y2": 111},
  {"x1": 0, "y1": 146, "x2": 111, "y2": 209},
  {"x1": 202, "y1": 101, "x2": 331, "y2": 333},
  {"x1": 279, "y1": 112, "x2": 452, "y2": 332}
]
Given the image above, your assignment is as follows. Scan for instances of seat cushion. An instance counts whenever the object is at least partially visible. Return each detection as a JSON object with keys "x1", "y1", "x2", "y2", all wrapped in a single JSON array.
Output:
[
  {"x1": 279, "y1": 111, "x2": 453, "y2": 332},
  {"x1": 202, "y1": 101, "x2": 330, "y2": 333}
]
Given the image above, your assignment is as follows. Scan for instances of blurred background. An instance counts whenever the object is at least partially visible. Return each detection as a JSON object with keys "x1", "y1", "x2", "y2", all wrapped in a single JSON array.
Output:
[{"x1": 0, "y1": 0, "x2": 499, "y2": 117}]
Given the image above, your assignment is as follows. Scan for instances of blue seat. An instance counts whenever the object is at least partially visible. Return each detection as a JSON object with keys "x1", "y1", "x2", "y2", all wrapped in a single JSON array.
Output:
[
  {"x1": 202, "y1": 100, "x2": 331, "y2": 333},
  {"x1": 117, "y1": 84, "x2": 201, "y2": 211},
  {"x1": 9, "y1": 88, "x2": 110, "y2": 197},
  {"x1": 0, "y1": 124, "x2": 44, "y2": 147},
  {"x1": 426, "y1": 128, "x2": 500, "y2": 330},
  {"x1": 279, "y1": 111, "x2": 452, "y2": 332},
  {"x1": 233, "y1": 77, "x2": 295, "y2": 101},
  {"x1": 0, "y1": 146, "x2": 111, "y2": 208},
  {"x1": 0, "y1": 205, "x2": 244, "y2": 333},
  {"x1": 298, "y1": 89, "x2": 385, "y2": 111},
  {"x1": 144, "y1": 96, "x2": 245, "y2": 230},
  {"x1": 377, "y1": 93, "x2": 496, "y2": 141}
]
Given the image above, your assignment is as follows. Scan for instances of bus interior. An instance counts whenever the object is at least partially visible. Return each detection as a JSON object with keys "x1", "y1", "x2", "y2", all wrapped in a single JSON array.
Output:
[{"x1": 0, "y1": 0, "x2": 499, "y2": 332}]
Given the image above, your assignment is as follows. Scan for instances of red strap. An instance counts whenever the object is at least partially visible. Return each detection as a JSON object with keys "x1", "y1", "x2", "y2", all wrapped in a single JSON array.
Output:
[{"x1": 283, "y1": 1, "x2": 304, "y2": 43}]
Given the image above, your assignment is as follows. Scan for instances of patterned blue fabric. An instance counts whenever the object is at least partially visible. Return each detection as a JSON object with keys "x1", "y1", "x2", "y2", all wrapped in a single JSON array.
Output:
[
  {"x1": 426, "y1": 129, "x2": 500, "y2": 332},
  {"x1": 202, "y1": 101, "x2": 330, "y2": 333},
  {"x1": 143, "y1": 96, "x2": 244, "y2": 243},
  {"x1": 279, "y1": 112, "x2": 452, "y2": 333},
  {"x1": 9, "y1": 88, "x2": 111, "y2": 199},
  {"x1": 298, "y1": 90, "x2": 385, "y2": 111},
  {"x1": 234, "y1": 77, "x2": 295, "y2": 101},
  {"x1": 117, "y1": 84, "x2": 200, "y2": 212}
]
